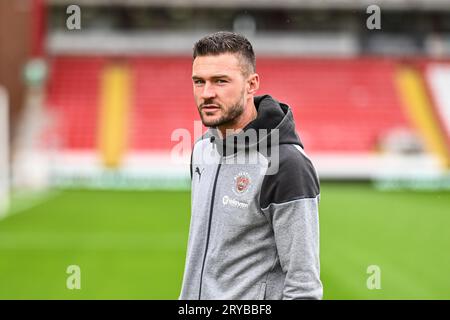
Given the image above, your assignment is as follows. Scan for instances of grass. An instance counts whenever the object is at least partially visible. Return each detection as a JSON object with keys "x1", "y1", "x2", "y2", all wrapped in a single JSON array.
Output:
[{"x1": 0, "y1": 183, "x2": 449, "y2": 299}]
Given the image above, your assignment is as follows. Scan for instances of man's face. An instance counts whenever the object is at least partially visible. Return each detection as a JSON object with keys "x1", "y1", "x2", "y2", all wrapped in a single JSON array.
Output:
[{"x1": 192, "y1": 53, "x2": 248, "y2": 128}]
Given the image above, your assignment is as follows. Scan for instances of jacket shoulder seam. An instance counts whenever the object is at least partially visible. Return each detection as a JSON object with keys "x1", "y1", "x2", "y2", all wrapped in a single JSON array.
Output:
[{"x1": 260, "y1": 194, "x2": 320, "y2": 211}]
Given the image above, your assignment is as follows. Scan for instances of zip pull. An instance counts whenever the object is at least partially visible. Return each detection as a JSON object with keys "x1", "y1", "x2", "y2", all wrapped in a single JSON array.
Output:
[{"x1": 210, "y1": 135, "x2": 216, "y2": 152}]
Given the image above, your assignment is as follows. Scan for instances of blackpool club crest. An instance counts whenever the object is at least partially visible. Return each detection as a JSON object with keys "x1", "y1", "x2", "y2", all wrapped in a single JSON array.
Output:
[{"x1": 233, "y1": 172, "x2": 251, "y2": 196}]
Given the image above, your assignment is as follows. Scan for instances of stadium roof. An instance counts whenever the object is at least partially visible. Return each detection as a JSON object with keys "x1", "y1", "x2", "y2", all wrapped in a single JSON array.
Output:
[{"x1": 47, "y1": 0, "x2": 450, "y2": 11}]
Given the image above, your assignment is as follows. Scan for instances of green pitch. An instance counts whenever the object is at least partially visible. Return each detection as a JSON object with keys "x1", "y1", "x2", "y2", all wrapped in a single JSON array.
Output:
[{"x1": 0, "y1": 183, "x2": 449, "y2": 299}]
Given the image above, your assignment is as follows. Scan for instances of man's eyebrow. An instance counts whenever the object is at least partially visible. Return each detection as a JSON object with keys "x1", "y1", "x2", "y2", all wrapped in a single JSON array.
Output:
[
  {"x1": 211, "y1": 74, "x2": 231, "y2": 79},
  {"x1": 192, "y1": 74, "x2": 231, "y2": 80}
]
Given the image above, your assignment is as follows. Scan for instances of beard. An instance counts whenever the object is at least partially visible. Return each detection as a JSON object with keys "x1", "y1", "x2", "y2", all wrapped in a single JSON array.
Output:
[{"x1": 198, "y1": 90, "x2": 245, "y2": 128}]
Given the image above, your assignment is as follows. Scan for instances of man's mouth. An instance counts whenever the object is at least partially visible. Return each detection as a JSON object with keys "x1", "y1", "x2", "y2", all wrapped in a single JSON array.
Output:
[{"x1": 202, "y1": 104, "x2": 220, "y2": 111}]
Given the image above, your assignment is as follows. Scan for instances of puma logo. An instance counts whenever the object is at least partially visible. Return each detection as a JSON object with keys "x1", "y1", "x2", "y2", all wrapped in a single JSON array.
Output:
[{"x1": 195, "y1": 167, "x2": 205, "y2": 181}]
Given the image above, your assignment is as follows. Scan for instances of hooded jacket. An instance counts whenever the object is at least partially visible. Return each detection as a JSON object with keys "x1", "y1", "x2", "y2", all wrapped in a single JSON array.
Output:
[{"x1": 179, "y1": 95, "x2": 322, "y2": 300}]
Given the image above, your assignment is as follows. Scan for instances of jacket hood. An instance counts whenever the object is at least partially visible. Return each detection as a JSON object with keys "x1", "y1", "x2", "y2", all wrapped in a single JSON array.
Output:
[{"x1": 206, "y1": 95, "x2": 303, "y2": 157}]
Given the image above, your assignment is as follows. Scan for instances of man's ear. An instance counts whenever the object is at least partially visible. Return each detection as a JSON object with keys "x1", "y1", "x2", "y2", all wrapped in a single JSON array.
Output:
[{"x1": 247, "y1": 73, "x2": 260, "y2": 95}]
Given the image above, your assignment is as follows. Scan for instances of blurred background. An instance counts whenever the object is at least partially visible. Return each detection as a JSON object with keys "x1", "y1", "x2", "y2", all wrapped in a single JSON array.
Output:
[{"x1": 0, "y1": 0, "x2": 449, "y2": 299}]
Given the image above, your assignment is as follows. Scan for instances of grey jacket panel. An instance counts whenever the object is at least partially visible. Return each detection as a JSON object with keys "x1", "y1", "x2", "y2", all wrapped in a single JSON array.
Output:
[
  {"x1": 179, "y1": 95, "x2": 322, "y2": 300},
  {"x1": 262, "y1": 197, "x2": 322, "y2": 300}
]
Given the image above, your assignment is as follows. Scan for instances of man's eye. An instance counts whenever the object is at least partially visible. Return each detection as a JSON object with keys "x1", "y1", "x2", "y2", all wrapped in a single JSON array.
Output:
[
  {"x1": 194, "y1": 80, "x2": 204, "y2": 85},
  {"x1": 216, "y1": 79, "x2": 227, "y2": 84}
]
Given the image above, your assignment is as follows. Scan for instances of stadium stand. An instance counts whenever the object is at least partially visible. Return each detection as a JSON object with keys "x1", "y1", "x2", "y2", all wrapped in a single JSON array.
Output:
[
  {"x1": 44, "y1": 56, "x2": 413, "y2": 153},
  {"x1": 45, "y1": 56, "x2": 105, "y2": 149}
]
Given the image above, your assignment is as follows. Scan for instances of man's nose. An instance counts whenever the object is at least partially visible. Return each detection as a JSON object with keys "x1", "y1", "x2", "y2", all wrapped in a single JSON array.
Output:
[{"x1": 201, "y1": 83, "x2": 216, "y2": 100}]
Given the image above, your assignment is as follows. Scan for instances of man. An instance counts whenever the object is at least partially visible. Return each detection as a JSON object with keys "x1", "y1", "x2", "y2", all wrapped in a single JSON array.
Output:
[{"x1": 179, "y1": 31, "x2": 322, "y2": 300}]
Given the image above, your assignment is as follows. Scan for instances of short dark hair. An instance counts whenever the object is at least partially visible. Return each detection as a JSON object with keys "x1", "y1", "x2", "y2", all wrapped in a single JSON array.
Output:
[{"x1": 193, "y1": 31, "x2": 256, "y2": 76}]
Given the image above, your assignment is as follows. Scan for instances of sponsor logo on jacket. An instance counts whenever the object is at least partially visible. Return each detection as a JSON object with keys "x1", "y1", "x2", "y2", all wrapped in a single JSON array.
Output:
[{"x1": 222, "y1": 196, "x2": 249, "y2": 209}]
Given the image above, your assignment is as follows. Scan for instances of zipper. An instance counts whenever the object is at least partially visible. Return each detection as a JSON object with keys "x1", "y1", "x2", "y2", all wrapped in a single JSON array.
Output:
[{"x1": 198, "y1": 162, "x2": 222, "y2": 299}]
